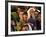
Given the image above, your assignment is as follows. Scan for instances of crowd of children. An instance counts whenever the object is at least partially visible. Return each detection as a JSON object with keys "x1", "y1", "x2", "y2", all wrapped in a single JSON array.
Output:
[{"x1": 11, "y1": 6, "x2": 41, "y2": 31}]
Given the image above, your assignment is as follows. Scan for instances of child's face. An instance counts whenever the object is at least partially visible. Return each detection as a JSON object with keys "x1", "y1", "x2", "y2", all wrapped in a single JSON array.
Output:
[
  {"x1": 23, "y1": 15, "x2": 27, "y2": 22},
  {"x1": 22, "y1": 27, "x2": 26, "y2": 31},
  {"x1": 25, "y1": 26, "x2": 29, "y2": 31},
  {"x1": 30, "y1": 9, "x2": 35, "y2": 16},
  {"x1": 19, "y1": 12, "x2": 24, "y2": 20},
  {"x1": 35, "y1": 12, "x2": 38, "y2": 17}
]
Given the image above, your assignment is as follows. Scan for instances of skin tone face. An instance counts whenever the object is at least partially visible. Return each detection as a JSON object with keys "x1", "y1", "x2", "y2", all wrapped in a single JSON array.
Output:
[
  {"x1": 19, "y1": 12, "x2": 24, "y2": 20},
  {"x1": 34, "y1": 12, "x2": 38, "y2": 17},
  {"x1": 22, "y1": 27, "x2": 26, "y2": 31},
  {"x1": 25, "y1": 26, "x2": 29, "y2": 31},
  {"x1": 29, "y1": 9, "x2": 35, "y2": 17},
  {"x1": 23, "y1": 15, "x2": 27, "y2": 22}
]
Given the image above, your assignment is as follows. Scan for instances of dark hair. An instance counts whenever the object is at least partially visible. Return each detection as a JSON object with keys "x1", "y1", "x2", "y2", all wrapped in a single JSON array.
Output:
[
  {"x1": 35, "y1": 9, "x2": 38, "y2": 13},
  {"x1": 17, "y1": 6, "x2": 27, "y2": 10},
  {"x1": 23, "y1": 12, "x2": 28, "y2": 16},
  {"x1": 20, "y1": 24, "x2": 29, "y2": 31}
]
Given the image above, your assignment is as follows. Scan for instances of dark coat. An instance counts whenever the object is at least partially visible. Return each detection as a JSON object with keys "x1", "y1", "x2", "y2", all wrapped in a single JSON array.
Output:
[
  {"x1": 36, "y1": 20, "x2": 41, "y2": 30},
  {"x1": 28, "y1": 17, "x2": 36, "y2": 30}
]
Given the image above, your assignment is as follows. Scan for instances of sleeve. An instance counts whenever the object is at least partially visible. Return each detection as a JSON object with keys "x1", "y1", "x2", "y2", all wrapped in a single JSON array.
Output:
[{"x1": 27, "y1": 23, "x2": 32, "y2": 31}]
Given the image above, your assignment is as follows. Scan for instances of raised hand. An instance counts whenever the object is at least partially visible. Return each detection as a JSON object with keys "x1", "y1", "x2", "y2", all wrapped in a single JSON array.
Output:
[{"x1": 27, "y1": 7, "x2": 36, "y2": 19}]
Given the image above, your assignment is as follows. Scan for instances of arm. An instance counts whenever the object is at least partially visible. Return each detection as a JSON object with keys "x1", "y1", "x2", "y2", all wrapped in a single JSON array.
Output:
[{"x1": 27, "y1": 8, "x2": 35, "y2": 19}]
